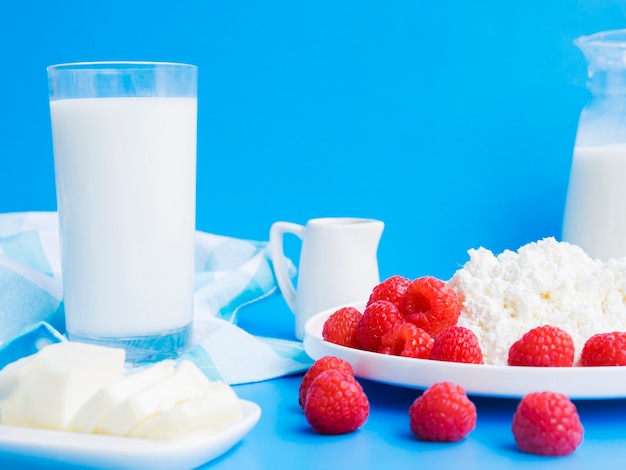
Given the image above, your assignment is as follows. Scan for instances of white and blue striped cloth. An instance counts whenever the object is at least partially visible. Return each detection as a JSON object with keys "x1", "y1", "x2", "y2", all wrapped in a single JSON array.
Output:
[{"x1": 0, "y1": 212, "x2": 312, "y2": 384}]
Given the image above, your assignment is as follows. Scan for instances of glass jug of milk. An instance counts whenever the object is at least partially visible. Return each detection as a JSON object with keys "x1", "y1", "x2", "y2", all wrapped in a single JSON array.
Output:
[{"x1": 563, "y1": 29, "x2": 626, "y2": 261}]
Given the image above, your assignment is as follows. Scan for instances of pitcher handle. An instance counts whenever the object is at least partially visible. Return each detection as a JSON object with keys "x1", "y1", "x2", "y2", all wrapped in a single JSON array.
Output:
[{"x1": 269, "y1": 221, "x2": 304, "y2": 314}]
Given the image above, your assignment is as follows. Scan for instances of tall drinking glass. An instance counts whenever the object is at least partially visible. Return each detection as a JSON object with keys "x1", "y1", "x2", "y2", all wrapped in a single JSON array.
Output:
[{"x1": 47, "y1": 62, "x2": 197, "y2": 363}]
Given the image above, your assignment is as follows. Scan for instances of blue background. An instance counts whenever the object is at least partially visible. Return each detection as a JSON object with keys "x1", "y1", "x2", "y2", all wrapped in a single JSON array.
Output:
[
  {"x1": 3, "y1": 4, "x2": 626, "y2": 468},
  {"x1": 1, "y1": 0, "x2": 625, "y2": 282}
]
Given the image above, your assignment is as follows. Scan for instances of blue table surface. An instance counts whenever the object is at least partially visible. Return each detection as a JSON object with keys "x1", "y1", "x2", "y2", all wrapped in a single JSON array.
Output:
[
  {"x1": 3, "y1": 295, "x2": 626, "y2": 469},
  {"x1": 210, "y1": 296, "x2": 626, "y2": 469}
]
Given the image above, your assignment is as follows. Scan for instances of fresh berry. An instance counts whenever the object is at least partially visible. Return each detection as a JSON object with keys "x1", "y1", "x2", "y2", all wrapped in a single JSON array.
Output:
[
  {"x1": 408, "y1": 382, "x2": 476, "y2": 442},
  {"x1": 399, "y1": 276, "x2": 461, "y2": 337},
  {"x1": 580, "y1": 331, "x2": 626, "y2": 366},
  {"x1": 508, "y1": 325, "x2": 575, "y2": 367},
  {"x1": 367, "y1": 275, "x2": 412, "y2": 309},
  {"x1": 303, "y1": 369, "x2": 370, "y2": 434},
  {"x1": 379, "y1": 322, "x2": 433, "y2": 359},
  {"x1": 512, "y1": 391, "x2": 584, "y2": 456},
  {"x1": 429, "y1": 326, "x2": 484, "y2": 364},
  {"x1": 356, "y1": 300, "x2": 405, "y2": 352},
  {"x1": 298, "y1": 356, "x2": 353, "y2": 408},
  {"x1": 323, "y1": 306, "x2": 362, "y2": 349}
]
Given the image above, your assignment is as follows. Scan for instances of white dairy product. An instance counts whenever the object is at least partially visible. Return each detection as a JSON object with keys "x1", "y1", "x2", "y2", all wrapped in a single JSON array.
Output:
[
  {"x1": 449, "y1": 237, "x2": 626, "y2": 365},
  {"x1": 563, "y1": 143, "x2": 626, "y2": 261},
  {"x1": 0, "y1": 342, "x2": 126, "y2": 430},
  {"x1": 70, "y1": 360, "x2": 177, "y2": 433},
  {"x1": 128, "y1": 381, "x2": 242, "y2": 439},
  {"x1": 0, "y1": 344, "x2": 243, "y2": 440},
  {"x1": 95, "y1": 360, "x2": 211, "y2": 436},
  {"x1": 49, "y1": 97, "x2": 196, "y2": 338},
  {"x1": 0, "y1": 356, "x2": 33, "y2": 401}
]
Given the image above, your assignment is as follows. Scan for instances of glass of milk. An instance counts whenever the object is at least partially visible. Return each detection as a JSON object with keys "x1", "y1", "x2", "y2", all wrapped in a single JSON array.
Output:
[
  {"x1": 563, "y1": 30, "x2": 626, "y2": 261},
  {"x1": 47, "y1": 62, "x2": 197, "y2": 363}
]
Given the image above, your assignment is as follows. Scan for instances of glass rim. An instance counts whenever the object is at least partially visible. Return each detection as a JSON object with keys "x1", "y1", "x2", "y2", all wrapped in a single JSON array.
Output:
[
  {"x1": 576, "y1": 29, "x2": 626, "y2": 49},
  {"x1": 47, "y1": 61, "x2": 198, "y2": 100},
  {"x1": 47, "y1": 61, "x2": 197, "y2": 72}
]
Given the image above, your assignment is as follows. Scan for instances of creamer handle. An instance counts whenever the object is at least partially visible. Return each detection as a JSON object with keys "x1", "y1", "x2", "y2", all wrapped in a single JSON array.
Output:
[{"x1": 269, "y1": 221, "x2": 304, "y2": 314}]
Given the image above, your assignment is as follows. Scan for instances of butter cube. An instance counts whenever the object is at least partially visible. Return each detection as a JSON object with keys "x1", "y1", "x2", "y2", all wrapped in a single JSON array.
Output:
[{"x1": 0, "y1": 342, "x2": 126, "y2": 431}]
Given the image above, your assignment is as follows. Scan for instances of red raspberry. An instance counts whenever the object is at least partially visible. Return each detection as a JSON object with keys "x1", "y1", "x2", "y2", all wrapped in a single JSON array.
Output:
[
  {"x1": 429, "y1": 326, "x2": 484, "y2": 364},
  {"x1": 322, "y1": 306, "x2": 362, "y2": 349},
  {"x1": 298, "y1": 356, "x2": 353, "y2": 408},
  {"x1": 580, "y1": 331, "x2": 626, "y2": 366},
  {"x1": 356, "y1": 300, "x2": 405, "y2": 352},
  {"x1": 399, "y1": 276, "x2": 461, "y2": 337},
  {"x1": 512, "y1": 391, "x2": 584, "y2": 456},
  {"x1": 366, "y1": 275, "x2": 412, "y2": 309},
  {"x1": 408, "y1": 382, "x2": 476, "y2": 442},
  {"x1": 379, "y1": 322, "x2": 433, "y2": 359},
  {"x1": 508, "y1": 325, "x2": 575, "y2": 367},
  {"x1": 303, "y1": 369, "x2": 370, "y2": 435}
]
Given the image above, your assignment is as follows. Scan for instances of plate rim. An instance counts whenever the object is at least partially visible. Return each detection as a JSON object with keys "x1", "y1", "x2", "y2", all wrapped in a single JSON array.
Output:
[
  {"x1": 303, "y1": 301, "x2": 626, "y2": 399},
  {"x1": 0, "y1": 399, "x2": 261, "y2": 468}
]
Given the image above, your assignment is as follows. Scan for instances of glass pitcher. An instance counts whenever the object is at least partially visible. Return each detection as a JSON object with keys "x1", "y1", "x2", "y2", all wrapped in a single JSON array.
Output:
[{"x1": 562, "y1": 29, "x2": 626, "y2": 261}]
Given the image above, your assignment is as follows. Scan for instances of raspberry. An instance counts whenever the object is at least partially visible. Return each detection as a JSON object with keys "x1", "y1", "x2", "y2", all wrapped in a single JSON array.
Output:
[
  {"x1": 298, "y1": 356, "x2": 353, "y2": 408},
  {"x1": 399, "y1": 276, "x2": 461, "y2": 337},
  {"x1": 580, "y1": 331, "x2": 626, "y2": 366},
  {"x1": 512, "y1": 391, "x2": 584, "y2": 456},
  {"x1": 322, "y1": 306, "x2": 362, "y2": 349},
  {"x1": 429, "y1": 326, "x2": 484, "y2": 364},
  {"x1": 356, "y1": 300, "x2": 405, "y2": 352},
  {"x1": 367, "y1": 275, "x2": 412, "y2": 309},
  {"x1": 508, "y1": 325, "x2": 575, "y2": 367},
  {"x1": 408, "y1": 382, "x2": 476, "y2": 442},
  {"x1": 303, "y1": 369, "x2": 370, "y2": 435},
  {"x1": 379, "y1": 322, "x2": 433, "y2": 359}
]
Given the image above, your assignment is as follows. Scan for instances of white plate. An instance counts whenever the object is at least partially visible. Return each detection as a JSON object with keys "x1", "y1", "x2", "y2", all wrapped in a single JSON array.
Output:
[
  {"x1": 0, "y1": 399, "x2": 260, "y2": 469},
  {"x1": 303, "y1": 301, "x2": 626, "y2": 399}
]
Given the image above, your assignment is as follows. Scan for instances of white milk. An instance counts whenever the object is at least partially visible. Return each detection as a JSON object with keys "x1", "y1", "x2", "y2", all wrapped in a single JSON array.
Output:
[
  {"x1": 562, "y1": 143, "x2": 626, "y2": 260},
  {"x1": 50, "y1": 97, "x2": 196, "y2": 337}
]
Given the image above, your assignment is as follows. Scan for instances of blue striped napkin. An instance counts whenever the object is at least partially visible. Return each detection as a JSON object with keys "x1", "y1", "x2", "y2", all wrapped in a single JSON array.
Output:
[{"x1": 0, "y1": 212, "x2": 312, "y2": 384}]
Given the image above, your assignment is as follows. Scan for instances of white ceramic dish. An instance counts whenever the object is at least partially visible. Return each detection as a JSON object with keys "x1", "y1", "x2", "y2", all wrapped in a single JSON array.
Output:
[
  {"x1": 0, "y1": 399, "x2": 260, "y2": 469},
  {"x1": 303, "y1": 301, "x2": 626, "y2": 399}
]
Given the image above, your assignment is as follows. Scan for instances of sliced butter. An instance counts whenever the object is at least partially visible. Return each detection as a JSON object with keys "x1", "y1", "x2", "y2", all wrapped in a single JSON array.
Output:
[
  {"x1": 0, "y1": 355, "x2": 35, "y2": 401},
  {"x1": 128, "y1": 381, "x2": 243, "y2": 439},
  {"x1": 0, "y1": 342, "x2": 125, "y2": 431},
  {"x1": 95, "y1": 360, "x2": 211, "y2": 436},
  {"x1": 70, "y1": 360, "x2": 176, "y2": 434}
]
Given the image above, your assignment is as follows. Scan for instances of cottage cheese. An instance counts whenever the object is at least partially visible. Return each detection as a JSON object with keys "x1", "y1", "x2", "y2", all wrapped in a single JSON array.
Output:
[{"x1": 448, "y1": 237, "x2": 626, "y2": 365}]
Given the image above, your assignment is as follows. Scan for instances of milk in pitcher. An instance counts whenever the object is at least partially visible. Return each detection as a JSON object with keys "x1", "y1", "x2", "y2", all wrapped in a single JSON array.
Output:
[{"x1": 562, "y1": 143, "x2": 626, "y2": 260}]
